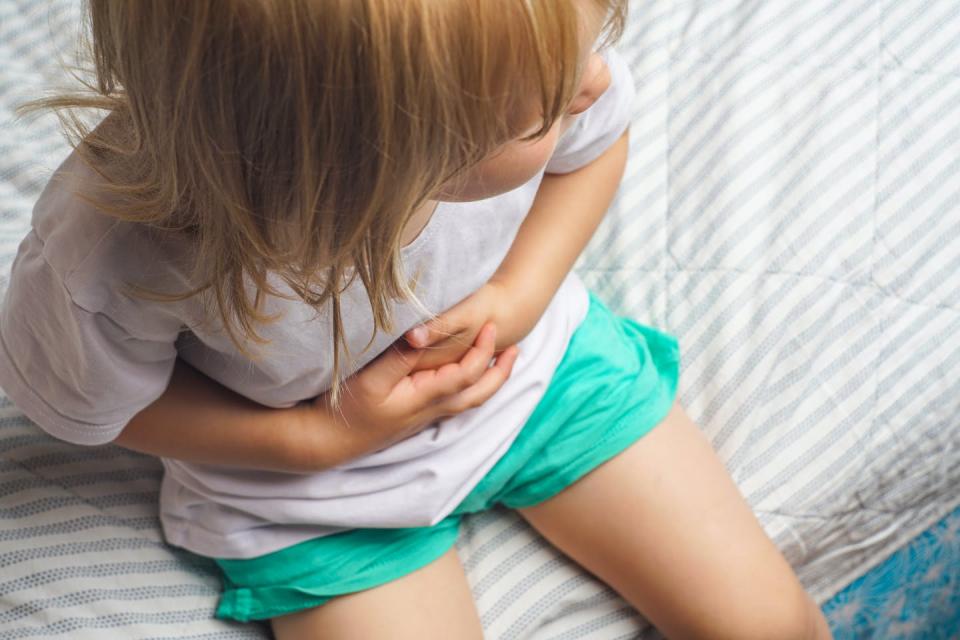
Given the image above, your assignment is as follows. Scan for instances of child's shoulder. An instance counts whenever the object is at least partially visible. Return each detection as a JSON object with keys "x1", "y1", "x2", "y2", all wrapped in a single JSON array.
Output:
[{"x1": 23, "y1": 151, "x2": 192, "y2": 326}]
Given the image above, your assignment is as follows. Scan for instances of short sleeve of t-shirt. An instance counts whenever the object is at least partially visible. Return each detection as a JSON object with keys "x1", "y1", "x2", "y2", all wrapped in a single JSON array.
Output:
[
  {"x1": 0, "y1": 228, "x2": 179, "y2": 446},
  {"x1": 544, "y1": 46, "x2": 636, "y2": 175}
]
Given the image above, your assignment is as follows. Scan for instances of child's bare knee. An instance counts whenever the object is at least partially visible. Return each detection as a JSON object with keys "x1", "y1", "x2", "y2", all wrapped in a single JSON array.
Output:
[{"x1": 704, "y1": 587, "x2": 828, "y2": 640}]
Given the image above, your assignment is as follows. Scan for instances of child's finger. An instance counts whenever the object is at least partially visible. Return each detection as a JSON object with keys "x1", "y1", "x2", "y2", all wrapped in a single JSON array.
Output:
[
  {"x1": 404, "y1": 314, "x2": 462, "y2": 348},
  {"x1": 410, "y1": 323, "x2": 496, "y2": 402},
  {"x1": 433, "y1": 345, "x2": 519, "y2": 417},
  {"x1": 454, "y1": 323, "x2": 500, "y2": 385},
  {"x1": 359, "y1": 342, "x2": 426, "y2": 395},
  {"x1": 407, "y1": 336, "x2": 473, "y2": 373}
]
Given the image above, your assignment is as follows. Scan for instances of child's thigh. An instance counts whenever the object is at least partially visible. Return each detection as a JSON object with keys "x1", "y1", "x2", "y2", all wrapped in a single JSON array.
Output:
[
  {"x1": 516, "y1": 402, "x2": 823, "y2": 640},
  {"x1": 270, "y1": 546, "x2": 484, "y2": 640}
]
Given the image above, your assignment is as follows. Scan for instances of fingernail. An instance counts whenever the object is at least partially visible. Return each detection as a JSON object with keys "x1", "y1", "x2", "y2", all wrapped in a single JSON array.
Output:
[{"x1": 410, "y1": 326, "x2": 428, "y2": 344}]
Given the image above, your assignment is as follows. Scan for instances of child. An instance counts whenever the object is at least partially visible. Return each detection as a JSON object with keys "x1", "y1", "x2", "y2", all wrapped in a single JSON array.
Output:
[{"x1": 0, "y1": 1, "x2": 832, "y2": 638}]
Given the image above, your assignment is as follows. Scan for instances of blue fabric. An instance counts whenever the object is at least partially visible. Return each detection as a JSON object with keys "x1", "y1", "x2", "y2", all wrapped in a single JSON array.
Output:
[{"x1": 823, "y1": 504, "x2": 960, "y2": 639}]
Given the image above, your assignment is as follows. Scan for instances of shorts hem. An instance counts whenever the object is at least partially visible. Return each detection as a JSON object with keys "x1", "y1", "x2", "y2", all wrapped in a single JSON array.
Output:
[
  {"x1": 214, "y1": 525, "x2": 461, "y2": 622},
  {"x1": 501, "y1": 391, "x2": 676, "y2": 511}
]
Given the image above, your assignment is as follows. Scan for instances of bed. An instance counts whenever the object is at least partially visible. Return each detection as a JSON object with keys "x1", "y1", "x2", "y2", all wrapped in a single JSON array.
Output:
[{"x1": 2, "y1": 0, "x2": 958, "y2": 637}]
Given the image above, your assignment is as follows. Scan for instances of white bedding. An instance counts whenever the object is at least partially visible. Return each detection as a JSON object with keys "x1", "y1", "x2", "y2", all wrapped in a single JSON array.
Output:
[{"x1": 2, "y1": 1, "x2": 958, "y2": 638}]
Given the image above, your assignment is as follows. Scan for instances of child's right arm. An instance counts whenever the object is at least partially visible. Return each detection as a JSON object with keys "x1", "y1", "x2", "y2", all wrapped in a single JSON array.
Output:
[
  {"x1": 112, "y1": 357, "x2": 337, "y2": 472},
  {"x1": 0, "y1": 227, "x2": 516, "y2": 473},
  {"x1": 114, "y1": 323, "x2": 518, "y2": 473}
]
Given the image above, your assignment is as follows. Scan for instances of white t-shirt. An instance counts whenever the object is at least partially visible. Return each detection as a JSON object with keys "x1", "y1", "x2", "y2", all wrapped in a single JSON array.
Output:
[{"x1": 0, "y1": 49, "x2": 634, "y2": 558}]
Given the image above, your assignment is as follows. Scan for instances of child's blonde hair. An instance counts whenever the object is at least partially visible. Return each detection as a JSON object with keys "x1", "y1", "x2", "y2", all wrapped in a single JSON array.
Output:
[{"x1": 22, "y1": 0, "x2": 626, "y2": 407}]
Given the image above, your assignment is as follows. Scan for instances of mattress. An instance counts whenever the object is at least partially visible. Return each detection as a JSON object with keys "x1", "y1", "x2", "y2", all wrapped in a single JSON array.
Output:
[{"x1": 2, "y1": 0, "x2": 958, "y2": 638}]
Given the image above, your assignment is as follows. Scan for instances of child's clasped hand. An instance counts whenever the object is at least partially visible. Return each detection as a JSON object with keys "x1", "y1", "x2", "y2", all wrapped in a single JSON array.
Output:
[
  {"x1": 313, "y1": 320, "x2": 519, "y2": 455},
  {"x1": 402, "y1": 280, "x2": 517, "y2": 372}
]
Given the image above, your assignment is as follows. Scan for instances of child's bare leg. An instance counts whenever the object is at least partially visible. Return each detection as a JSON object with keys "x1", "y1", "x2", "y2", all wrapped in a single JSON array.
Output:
[
  {"x1": 270, "y1": 546, "x2": 484, "y2": 640},
  {"x1": 516, "y1": 402, "x2": 832, "y2": 640}
]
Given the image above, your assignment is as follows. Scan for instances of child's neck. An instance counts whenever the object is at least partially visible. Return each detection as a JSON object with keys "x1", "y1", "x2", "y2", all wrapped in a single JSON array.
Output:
[{"x1": 400, "y1": 200, "x2": 440, "y2": 248}]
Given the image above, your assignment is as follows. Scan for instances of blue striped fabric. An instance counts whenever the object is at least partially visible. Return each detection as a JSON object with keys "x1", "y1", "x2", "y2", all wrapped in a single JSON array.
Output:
[{"x1": 2, "y1": 0, "x2": 958, "y2": 638}]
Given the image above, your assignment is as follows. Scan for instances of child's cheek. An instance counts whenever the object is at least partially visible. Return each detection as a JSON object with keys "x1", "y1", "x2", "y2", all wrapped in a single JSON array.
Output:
[
  {"x1": 437, "y1": 123, "x2": 564, "y2": 202},
  {"x1": 492, "y1": 122, "x2": 564, "y2": 184}
]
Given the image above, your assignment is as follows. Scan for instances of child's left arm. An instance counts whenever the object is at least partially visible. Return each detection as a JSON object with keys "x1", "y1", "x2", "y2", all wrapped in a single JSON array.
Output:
[{"x1": 405, "y1": 127, "x2": 629, "y2": 369}]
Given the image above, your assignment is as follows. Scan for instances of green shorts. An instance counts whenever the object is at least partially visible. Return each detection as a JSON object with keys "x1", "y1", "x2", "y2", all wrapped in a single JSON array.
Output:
[{"x1": 213, "y1": 291, "x2": 681, "y2": 623}]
